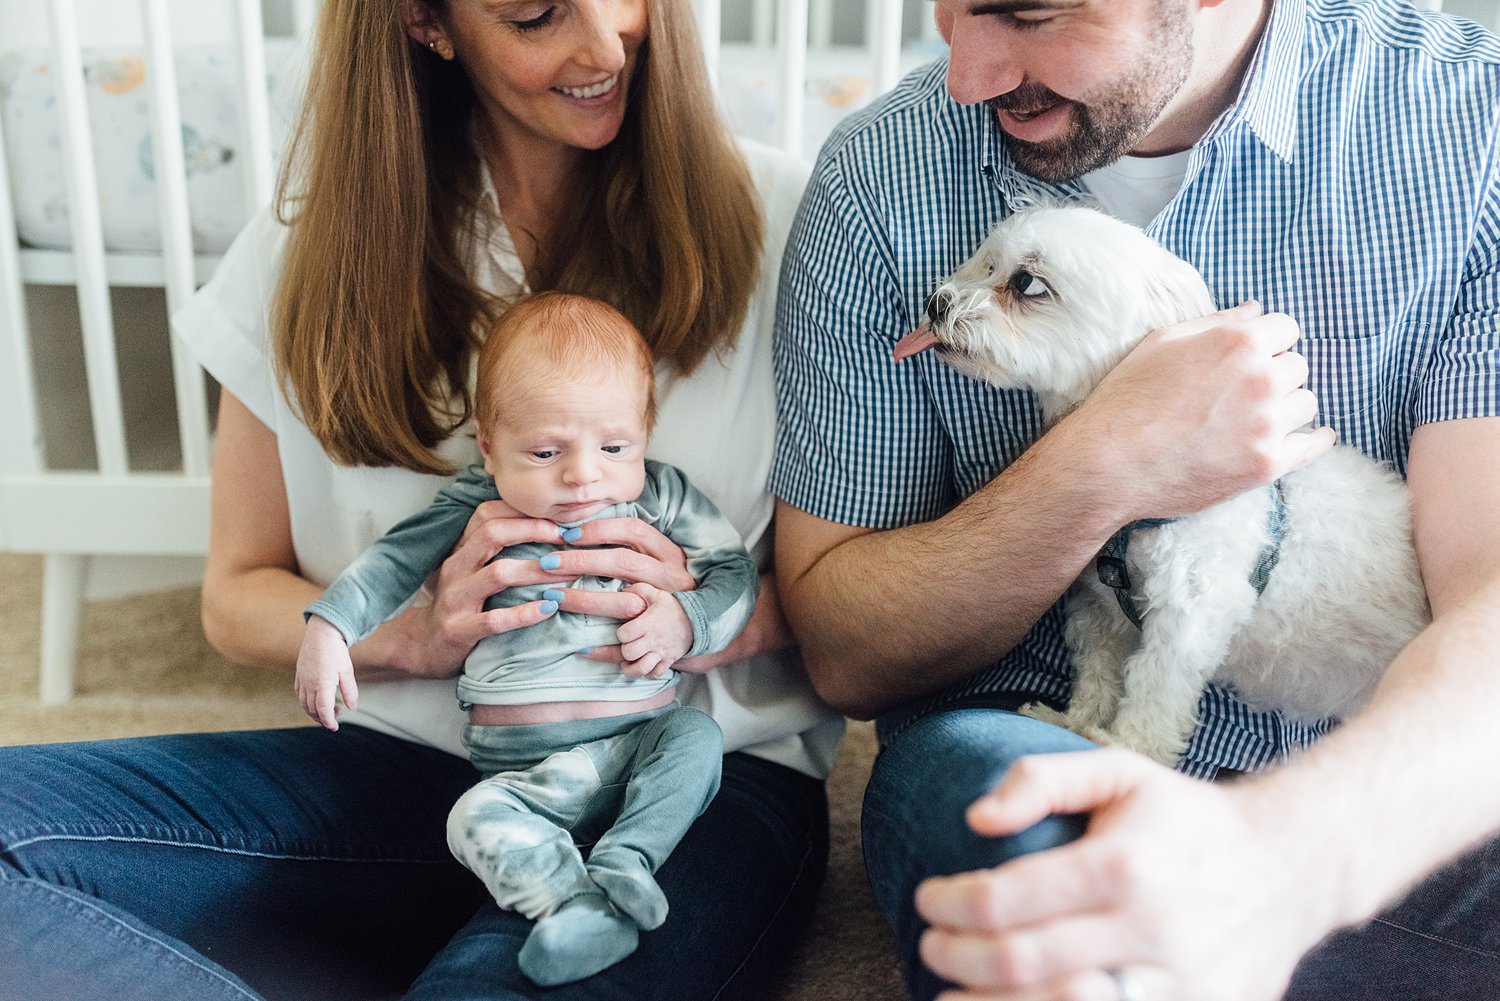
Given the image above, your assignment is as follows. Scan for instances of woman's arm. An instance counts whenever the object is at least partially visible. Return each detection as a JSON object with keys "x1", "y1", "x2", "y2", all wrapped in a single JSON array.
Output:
[
  {"x1": 201, "y1": 390, "x2": 318, "y2": 670},
  {"x1": 675, "y1": 571, "x2": 794, "y2": 673}
]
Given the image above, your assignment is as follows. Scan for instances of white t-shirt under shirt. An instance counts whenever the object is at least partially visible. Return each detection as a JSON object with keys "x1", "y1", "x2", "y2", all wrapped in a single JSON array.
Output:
[
  {"x1": 1079, "y1": 149, "x2": 1193, "y2": 229},
  {"x1": 174, "y1": 139, "x2": 845, "y2": 780}
]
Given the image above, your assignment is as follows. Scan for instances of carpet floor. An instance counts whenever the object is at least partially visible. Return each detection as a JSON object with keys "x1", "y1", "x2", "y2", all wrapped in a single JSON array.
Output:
[{"x1": 0, "y1": 551, "x2": 904, "y2": 1000}]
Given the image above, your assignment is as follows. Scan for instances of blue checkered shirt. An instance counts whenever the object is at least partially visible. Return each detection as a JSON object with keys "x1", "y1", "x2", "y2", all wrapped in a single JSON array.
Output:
[{"x1": 771, "y1": 0, "x2": 1500, "y2": 778}]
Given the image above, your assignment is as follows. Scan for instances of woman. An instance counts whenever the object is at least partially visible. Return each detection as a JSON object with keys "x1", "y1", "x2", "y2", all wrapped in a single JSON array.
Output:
[{"x1": 0, "y1": 1, "x2": 842, "y2": 998}]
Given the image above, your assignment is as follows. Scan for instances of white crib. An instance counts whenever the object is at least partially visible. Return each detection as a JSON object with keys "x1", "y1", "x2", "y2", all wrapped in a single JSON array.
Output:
[{"x1": 0, "y1": 0, "x2": 936, "y2": 702}]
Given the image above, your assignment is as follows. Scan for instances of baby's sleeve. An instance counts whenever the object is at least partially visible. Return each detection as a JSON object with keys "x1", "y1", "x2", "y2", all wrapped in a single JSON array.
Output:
[
  {"x1": 305, "y1": 465, "x2": 501, "y2": 645},
  {"x1": 644, "y1": 462, "x2": 760, "y2": 658}
]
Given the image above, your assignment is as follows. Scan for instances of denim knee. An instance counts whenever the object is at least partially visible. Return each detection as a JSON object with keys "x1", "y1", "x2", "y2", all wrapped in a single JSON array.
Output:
[
  {"x1": 861, "y1": 706, "x2": 1094, "y2": 1001},
  {"x1": 865, "y1": 707, "x2": 1093, "y2": 878}
]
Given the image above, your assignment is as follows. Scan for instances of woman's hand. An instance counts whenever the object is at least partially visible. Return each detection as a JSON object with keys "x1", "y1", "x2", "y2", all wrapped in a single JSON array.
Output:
[
  {"x1": 676, "y1": 571, "x2": 794, "y2": 673},
  {"x1": 542, "y1": 516, "x2": 696, "y2": 593},
  {"x1": 358, "y1": 500, "x2": 591, "y2": 678},
  {"x1": 914, "y1": 750, "x2": 1334, "y2": 1001}
]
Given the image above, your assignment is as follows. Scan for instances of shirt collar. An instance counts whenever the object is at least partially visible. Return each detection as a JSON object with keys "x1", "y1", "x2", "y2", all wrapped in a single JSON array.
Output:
[
  {"x1": 1200, "y1": 0, "x2": 1304, "y2": 164},
  {"x1": 471, "y1": 148, "x2": 528, "y2": 295}
]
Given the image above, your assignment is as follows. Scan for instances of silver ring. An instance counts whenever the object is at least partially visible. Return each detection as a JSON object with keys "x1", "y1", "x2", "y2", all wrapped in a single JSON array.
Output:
[{"x1": 1107, "y1": 968, "x2": 1146, "y2": 1001}]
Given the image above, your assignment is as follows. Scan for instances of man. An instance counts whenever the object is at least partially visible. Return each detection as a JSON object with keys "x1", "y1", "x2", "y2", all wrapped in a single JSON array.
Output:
[{"x1": 771, "y1": 0, "x2": 1500, "y2": 999}]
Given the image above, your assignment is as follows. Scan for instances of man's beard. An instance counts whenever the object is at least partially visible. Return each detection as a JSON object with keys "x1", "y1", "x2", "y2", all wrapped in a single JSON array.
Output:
[{"x1": 987, "y1": 6, "x2": 1194, "y2": 183}]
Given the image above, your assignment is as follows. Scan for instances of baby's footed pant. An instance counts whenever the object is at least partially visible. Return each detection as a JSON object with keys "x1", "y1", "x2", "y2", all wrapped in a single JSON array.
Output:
[{"x1": 448, "y1": 702, "x2": 722, "y2": 983}]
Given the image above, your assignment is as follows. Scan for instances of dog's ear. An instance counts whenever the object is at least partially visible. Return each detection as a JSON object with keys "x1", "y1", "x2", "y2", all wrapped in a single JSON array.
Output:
[{"x1": 1143, "y1": 254, "x2": 1218, "y2": 329}]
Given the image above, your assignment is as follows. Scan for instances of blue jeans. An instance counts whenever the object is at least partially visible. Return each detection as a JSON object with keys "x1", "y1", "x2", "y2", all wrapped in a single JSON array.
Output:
[
  {"x1": 862, "y1": 697, "x2": 1500, "y2": 1001},
  {"x1": 0, "y1": 725, "x2": 827, "y2": 1001}
]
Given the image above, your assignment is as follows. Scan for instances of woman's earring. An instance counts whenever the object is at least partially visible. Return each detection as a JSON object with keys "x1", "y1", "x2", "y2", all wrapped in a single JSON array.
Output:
[{"x1": 428, "y1": 37, "x2": 455, "y2": 60}]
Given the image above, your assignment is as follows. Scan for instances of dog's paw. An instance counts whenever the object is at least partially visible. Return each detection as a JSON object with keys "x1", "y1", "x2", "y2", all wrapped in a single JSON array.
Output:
[
  {"x1": 1018, "y1": 702, "x2": 1073, "y2": 729},
  {"x1": 1078, "y1": 724, "x2": 1118, "y2": 748},
  {"x1": 1104, "y1": 719, "x2": 1188, "y2": 767}
]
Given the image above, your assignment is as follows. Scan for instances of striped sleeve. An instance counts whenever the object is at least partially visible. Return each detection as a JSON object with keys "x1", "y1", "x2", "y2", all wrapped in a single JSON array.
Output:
[
  {"x1": 771, "y1": 142, "x2": 957, "y2": 529},
  {"x1": 1418, "y1": 139, "x2": 1500, "y2": 425}
]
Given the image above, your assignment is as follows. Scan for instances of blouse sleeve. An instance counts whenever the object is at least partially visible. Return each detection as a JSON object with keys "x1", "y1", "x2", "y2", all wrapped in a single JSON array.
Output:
[{"x1": 170, "y1": 207, "x2": 289, "y2": 429}]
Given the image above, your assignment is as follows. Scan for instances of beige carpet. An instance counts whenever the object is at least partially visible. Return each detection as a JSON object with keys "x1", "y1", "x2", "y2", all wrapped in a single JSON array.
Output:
[{"x1": 0, "y1": 551, "x2": 904, "y2": 1000}]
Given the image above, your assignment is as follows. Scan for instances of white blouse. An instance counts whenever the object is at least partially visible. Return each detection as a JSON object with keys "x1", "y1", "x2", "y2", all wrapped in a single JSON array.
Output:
[{"x1": 174, "y1": 139, "x2": 844, "y2": 779}]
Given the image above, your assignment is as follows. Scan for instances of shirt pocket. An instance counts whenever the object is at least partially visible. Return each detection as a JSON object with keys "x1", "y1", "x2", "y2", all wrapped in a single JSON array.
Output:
[{"x1": 1296, "y1": 321, "x2": 1432, "y2": 466}]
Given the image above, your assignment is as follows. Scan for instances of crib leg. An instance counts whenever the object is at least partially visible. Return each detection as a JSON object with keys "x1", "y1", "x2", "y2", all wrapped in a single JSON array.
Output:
[{"x1": 40, "y1": 553, "x2": 88, "y2": 704}]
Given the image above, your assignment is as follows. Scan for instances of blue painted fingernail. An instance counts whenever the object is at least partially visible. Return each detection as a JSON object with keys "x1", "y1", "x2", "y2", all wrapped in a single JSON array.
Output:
[
  {"x1": 562, "y1": 528, "x2": 582, "y2": 543},
  {"x1": 539, "y1": 600, "x2": 559, "y2": 615},
  {"x1": 539, "y1": 554, "x2": 562, "y2": 570},
  {"x1": 555, "y1": 523, "x2": 567, "y2": 537},
  {"x1": 543, "y1": 589, "x2": 565, "y2": 603},
  {"x1": 576, "y1": 647, "x2": 592, "y2": 655}
]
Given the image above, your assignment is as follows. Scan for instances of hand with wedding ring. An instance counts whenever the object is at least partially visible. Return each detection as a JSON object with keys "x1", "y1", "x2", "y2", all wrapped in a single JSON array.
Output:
[{"x1": 916, "y1": 749, "x2": 1340, "y2": 1001}]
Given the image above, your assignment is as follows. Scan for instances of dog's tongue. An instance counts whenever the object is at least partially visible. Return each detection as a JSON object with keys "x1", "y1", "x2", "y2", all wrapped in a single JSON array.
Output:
[{"x1": 893, "y1": 328, "x2": 940, "y2": 360}]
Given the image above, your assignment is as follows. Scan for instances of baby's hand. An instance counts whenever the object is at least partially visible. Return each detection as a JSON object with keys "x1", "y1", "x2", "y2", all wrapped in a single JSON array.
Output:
[
  {"x1": 295, "y1": 616, "x2": 359, "y2": 731},
  {"x1": 615, "y1": 583, "x2": 693, "y2": 680}
]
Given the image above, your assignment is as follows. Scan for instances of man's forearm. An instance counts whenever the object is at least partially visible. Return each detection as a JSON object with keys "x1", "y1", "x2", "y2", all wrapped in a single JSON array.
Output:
[
  {"x1": 1243, "y1": 417, "x2": 1500, "y2": 935},
  {"x1": 1241, "y1": 574, "x2": 1500, "y2": 934},
  {"x1": 779, "y1": 419, "x2": 1130, "y2": 719}
]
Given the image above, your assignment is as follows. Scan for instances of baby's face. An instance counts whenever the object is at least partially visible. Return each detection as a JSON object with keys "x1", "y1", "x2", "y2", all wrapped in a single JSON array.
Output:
[{"x1": 480, "y1": 370, "x2": 649, "y2": 524}]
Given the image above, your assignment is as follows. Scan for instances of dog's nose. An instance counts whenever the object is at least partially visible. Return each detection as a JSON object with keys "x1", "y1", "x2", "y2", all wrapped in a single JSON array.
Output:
[{"x1": 925, "y1": 288, "x2": 954, "y2": 326}]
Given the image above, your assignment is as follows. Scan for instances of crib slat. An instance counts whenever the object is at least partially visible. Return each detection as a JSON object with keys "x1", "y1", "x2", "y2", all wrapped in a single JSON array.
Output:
[
  {"x1": 49, "y1": 0, "x2": 130, "y2": 477},
  {"x1": 142, "y1": 0, "x2": 212, "y2": 478},
  {"x1": 868, "y1": 0, "x2": 905, "y2": 95},
  {"x1": 234, "y1": 0, "x2": 276, "y2": 212},
  {"x1": 0, "y1": 116, "x2": 46, "y2": 489},
  {"x1": 695, "y1": 0, "x2": 722, "y2": 80},
  {"x1": 776, "y1": 0, "x2": 809, "y2": 154},
  {"x1": 810, "y1": 0, "x2": 834, "y2": 50},
  {"x1": 919, "y1": 0, "x2": 941, "y2": 43},
  {"x1": 753, "y1": 0, "x2": 775, "y2": 49},
  {"x1": 291, "y1": 0, "x2": 321, "y2": 38}
]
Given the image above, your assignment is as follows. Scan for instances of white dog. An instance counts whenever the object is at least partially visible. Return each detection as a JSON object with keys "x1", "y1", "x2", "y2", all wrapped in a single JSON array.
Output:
[{"x1": 894, "y1": 205, "x2": 1430, "y2": 766}]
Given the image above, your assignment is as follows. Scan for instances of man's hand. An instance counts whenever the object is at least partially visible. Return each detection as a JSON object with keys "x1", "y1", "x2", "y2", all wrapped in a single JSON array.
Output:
[
  {"x1": 295, "y1": 615, "x2": 359, "y2": 730},
  {"x1": 614, "y1": 583, "x2": 694, "y2": 680},
  {"x1": 1079, "y1": 301, "x2": 1336, "y2": 522},
  {"x1": 915, "y1": 750, "x2": 1335, "y2": 1001}
]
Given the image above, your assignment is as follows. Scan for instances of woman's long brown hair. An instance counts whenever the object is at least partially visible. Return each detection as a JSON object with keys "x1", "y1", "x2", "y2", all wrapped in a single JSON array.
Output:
[{"x1": 271, "y1": 0, "x2": 764, "y2": 474}]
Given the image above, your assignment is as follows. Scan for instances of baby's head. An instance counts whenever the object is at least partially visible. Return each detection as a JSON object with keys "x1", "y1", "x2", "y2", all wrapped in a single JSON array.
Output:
[{"x1": 475, "y1": 292, "x2": 657, "y2": 523}]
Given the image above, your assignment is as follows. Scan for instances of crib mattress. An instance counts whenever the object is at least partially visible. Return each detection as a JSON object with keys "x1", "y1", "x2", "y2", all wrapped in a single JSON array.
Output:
[
  {"x1": 0, "y1": 40, "x2": 303, "y2": 255},
  {"x1": 1, "y1": 39, "x2": 934, "y2": 256}
]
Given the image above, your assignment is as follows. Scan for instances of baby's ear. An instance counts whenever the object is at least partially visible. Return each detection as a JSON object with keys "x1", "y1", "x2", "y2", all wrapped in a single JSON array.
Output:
[{"x1": 475, "y1": 422, "x2": 496, "y2": 463}]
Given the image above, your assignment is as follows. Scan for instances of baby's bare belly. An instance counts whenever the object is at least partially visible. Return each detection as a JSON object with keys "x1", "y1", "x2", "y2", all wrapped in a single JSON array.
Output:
[{"x1": 467, "y1": 687, "x2": 676, "y2": 726}]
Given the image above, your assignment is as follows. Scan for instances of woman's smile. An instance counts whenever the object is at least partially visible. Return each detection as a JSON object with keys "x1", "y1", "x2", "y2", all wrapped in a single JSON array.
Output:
[{"x1": 554, "y1": 73, "x2": 620, "y2": 101}]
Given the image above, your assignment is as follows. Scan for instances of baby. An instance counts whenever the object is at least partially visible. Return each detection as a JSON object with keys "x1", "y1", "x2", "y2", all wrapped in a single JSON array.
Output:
[{"x1": 295, "y1": 292, "x2": 758, "y2": 985}]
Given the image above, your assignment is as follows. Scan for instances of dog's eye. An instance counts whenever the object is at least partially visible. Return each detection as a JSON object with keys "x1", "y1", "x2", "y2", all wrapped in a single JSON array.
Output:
[{"x1": 1008, "y1": 270, "x2": 1052, "y2": 299}]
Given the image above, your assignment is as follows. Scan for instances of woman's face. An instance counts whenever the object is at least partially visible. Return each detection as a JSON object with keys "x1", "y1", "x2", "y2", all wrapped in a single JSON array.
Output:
[{"x1": 427, "y1": 0, "x2": 649, "y2": 157}]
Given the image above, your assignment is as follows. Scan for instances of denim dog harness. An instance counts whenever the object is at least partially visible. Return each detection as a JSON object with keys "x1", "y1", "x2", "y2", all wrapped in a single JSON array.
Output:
[{"x1": 1095, "y1": 482, "x2": 1288, "y2": 629}]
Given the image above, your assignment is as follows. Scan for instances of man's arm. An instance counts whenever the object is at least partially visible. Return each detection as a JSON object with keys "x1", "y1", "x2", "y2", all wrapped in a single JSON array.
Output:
[
  {"x1": 913, "y1": 416, "x2": 1500, "y2": 1000},
  {"x1": 777, "y1": 306, "x2": 1332, "y2": 720}
]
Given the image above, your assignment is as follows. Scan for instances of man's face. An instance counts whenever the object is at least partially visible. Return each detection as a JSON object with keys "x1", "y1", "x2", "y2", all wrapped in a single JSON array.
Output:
[{"x1": 936, "y1": 0, "x2": 1196, "y2": 182}]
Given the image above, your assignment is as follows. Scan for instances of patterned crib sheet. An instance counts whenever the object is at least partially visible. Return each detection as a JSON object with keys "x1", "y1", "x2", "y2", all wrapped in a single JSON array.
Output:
[
  {"x1": 0, "y1": 38, "x2": 937, "y2": 255},
  {"x1": 0, "y1": 39, "x2": 304, "y2": 254},
  {"x1": 716, "y1": 41, "x2": 937, "y2": 159}
]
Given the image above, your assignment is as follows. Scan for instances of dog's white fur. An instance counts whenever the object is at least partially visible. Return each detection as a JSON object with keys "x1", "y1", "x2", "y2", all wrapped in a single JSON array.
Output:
[{"x1": 905, "y1": 205, "x2": 1430, "y2": 765}]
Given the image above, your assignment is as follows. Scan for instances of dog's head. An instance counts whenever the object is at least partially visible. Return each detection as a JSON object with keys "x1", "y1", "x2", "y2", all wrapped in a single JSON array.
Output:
[{"x1": 894, "y1": 205, "x2": 1216, "y2": 417}]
